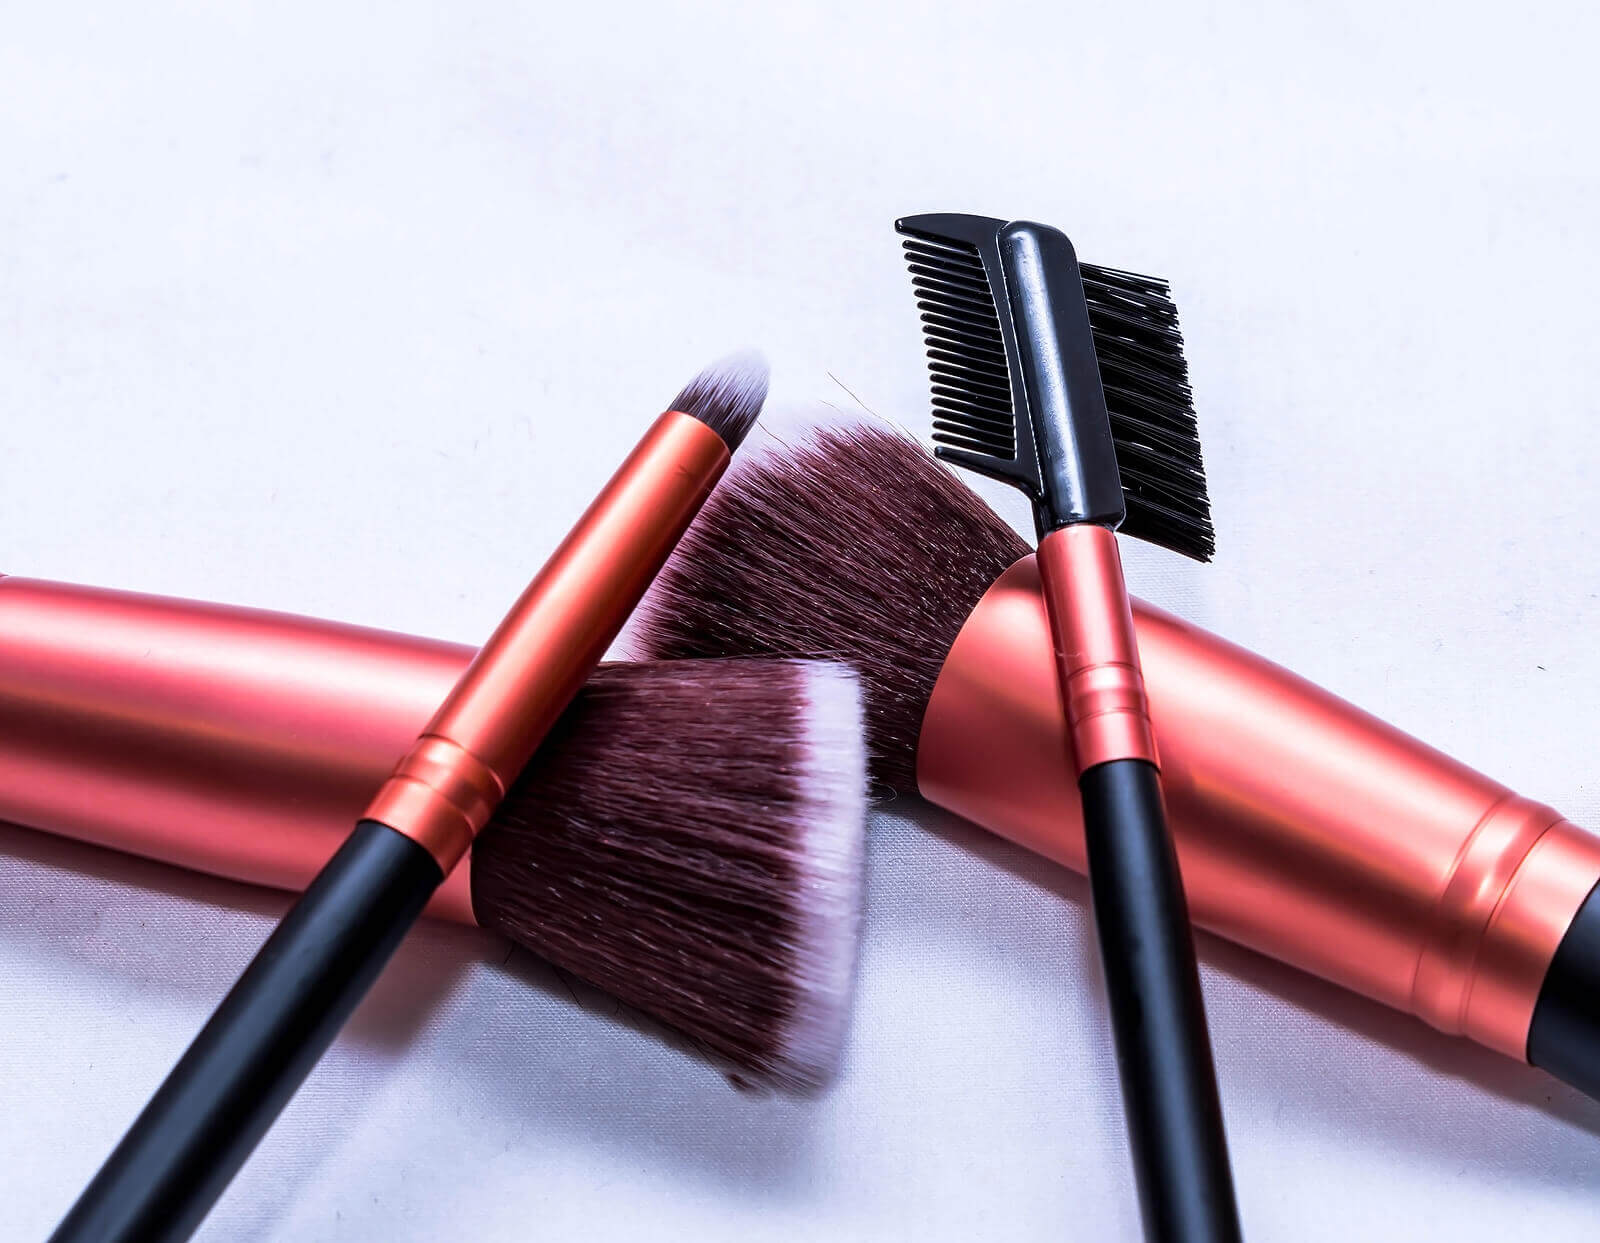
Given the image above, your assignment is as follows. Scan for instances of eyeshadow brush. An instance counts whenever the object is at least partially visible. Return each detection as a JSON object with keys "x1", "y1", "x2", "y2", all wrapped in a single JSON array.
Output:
[{"x1": 49, "y1": 354, "x2": 769, "y2": 1243}]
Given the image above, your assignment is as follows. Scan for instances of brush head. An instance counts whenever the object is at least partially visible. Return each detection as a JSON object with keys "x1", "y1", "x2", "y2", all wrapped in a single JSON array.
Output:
[
  {"x1": 897, "y1": 213, "x2": 1214, "y2": 561},
  {"x1": 471, "y1": 657, "x2": 866, "y2": 1091},
  {"x1": 1077, "y1": 263, "x2": 1213, "y2": 560},
  {"x1": 669, "y1": 350, "x2": 770, "y2": 451},
  {"x1": 634, "y1": 425, "x2": 1027, "y2": 793}
]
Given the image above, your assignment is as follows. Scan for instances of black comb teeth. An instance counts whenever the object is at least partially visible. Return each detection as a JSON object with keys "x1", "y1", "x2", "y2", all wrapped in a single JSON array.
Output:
[
  {"x1": 902, "y1": 236, "x2": 1017, "y2": 463},
  {"x1": 899, "y1": 227, "x2": 1215, "y2": 563}
]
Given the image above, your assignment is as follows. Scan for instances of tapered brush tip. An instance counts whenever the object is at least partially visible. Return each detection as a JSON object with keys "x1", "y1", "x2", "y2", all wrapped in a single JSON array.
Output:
[{"x1": 670, "y1": 350, "x2": 770, "y2": 450}]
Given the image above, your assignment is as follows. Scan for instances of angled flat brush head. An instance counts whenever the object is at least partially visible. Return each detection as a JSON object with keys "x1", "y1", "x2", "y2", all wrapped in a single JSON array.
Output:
[
  {"x1": 472, "y1": 657, "x2": 866, "y2": 1091},
  {"x1": 634, "y1": 426, "x2": 1027, "y2": 793},
  {"x1": 897, "y1": 213, "x2": 1214, "y2": 561}
]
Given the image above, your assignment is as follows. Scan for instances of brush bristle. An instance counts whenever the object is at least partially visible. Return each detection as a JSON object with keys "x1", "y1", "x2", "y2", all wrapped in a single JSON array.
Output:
[
  {"x1": 770, "y1": 660, "x2": 868, "y2": 1084},
  {"x1": 668, "y1": 350, "x2": 770, "y2": 451},
  {"x1": 632, "y1": 426, "x2": 1028, "y2": 793},
  {"x1": 1079, "y1": 263, "x2": 1214, "y2": 561},
  {"x1": 470, "y1": 657, "x2": 866, "y2": 1091}
]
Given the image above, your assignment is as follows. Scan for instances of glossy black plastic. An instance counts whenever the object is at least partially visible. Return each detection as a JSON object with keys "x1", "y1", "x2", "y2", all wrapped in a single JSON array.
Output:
[
  {"x1": 996, "y1": 220, "x2": 1126, "y2": 534},
  {"x1": 1528, "y1": 878, "x2": 1600, "y2": 1101},
  {"x1": 894, "y1": 212, "x2": 1126, "y2": 533},
  {"x1": 49, "y1": 819, "x2": 443, "y2": 1243},
  {"x1": 1081, "y1": 758, "x2": 1243, "y2": 1243}
]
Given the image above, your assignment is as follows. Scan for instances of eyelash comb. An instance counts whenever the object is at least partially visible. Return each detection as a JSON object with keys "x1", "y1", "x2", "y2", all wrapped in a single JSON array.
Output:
[{"x1": 896, "y1": 213, "x2": 1241, "y2": 1243}]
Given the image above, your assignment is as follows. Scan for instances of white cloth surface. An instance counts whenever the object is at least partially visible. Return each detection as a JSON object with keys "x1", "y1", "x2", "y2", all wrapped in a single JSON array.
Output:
[{"x1": 4, "y1": 2, "x2": 1600, "y2": 1238}]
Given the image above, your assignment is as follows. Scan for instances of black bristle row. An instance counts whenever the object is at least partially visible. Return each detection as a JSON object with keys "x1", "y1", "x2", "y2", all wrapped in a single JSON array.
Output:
[
  {"x1": 901, "y1": 228, "x2": 1213, "y2": 560},
  {"x1": 1080, "y1": 262, "x2": 1215, "y2": 561},
  {"x1": 901, "y1": 238, "x2": 1017, "y2": 464}
]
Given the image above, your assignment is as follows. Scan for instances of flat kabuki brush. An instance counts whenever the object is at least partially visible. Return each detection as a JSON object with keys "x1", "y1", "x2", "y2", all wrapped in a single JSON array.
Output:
[
  {"x1": 50, "y1": 355, "x2": 770, "y2": 1243},
  {"x1": 634, "y1": 422, "x2": 1600, "y2": 1105},
  {"x1": 892, "y1": 213, "x2": 1239, "y2": 1241},
  {"x1": 0, "y1": 576, "x2": 866, "y2": 1088}
]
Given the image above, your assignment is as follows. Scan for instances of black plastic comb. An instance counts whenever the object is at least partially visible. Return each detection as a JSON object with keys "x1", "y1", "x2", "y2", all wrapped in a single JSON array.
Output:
[
  {"x1": 898, "y1": 212, "x2": 1215, "y2": 561},
  {"x1": 896, "y1": 212, "x2": 1241, "y2": 1243}
]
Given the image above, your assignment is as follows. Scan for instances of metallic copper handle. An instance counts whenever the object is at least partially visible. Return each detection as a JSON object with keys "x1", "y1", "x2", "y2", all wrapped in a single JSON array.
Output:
[
  {"x1": 919, "y1": 554, "x2": 1600, "y2": 1062},
  {"x1": 365, "y1": 410, "x2": 730, "y2": 870},
  {"x1": 1036, "y1": 525, "x2": 1159, "y2": 773},
  {"x1": 0, "y1": 575, "x2": 481, "y2": 922}
]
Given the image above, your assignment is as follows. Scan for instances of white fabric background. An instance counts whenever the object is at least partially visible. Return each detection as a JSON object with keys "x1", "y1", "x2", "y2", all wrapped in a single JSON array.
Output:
[{"x1": 3, "y1": 2, "x2": 1599, "y2": 1238}]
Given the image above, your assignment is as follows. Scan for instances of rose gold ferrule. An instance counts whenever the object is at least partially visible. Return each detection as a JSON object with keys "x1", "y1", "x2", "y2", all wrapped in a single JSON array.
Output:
[
  {"x1": 918, "y1": 554, "x2": 1600, "y2": 1061},
  {"x1": 364, "y1": 409, "x2": 730, "y2": 871},
  {"x1": 1035, "y1": 525, "x2": 1159, "y2": 774}
]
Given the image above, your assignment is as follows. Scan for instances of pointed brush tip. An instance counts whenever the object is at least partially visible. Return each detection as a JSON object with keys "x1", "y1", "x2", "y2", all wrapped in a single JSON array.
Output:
[{"x1": 669, "y1": 350, "x2": 771, "y2": 451}]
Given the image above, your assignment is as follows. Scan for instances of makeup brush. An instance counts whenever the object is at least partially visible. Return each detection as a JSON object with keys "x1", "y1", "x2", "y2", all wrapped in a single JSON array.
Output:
[
  {"x1": 0, "y1": 570, "x2": 866, "y2": 1087},
  {"x1": 50, "y1": 354, "x2": 771, "y2": 1243},
  {"x1": 895, "y1": 213, "x2": 1237, "y2": 1241},
  {"x1": 633, "y1": 420, "x2": 1600, "y2": 1105}
]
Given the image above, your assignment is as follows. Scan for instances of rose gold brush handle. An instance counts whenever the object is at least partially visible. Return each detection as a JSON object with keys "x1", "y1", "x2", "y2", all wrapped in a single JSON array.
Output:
[
  {"x1": 0, "y1": 574, "x2": 480, "y2": 922},
  {"x1": 919, "y1": 554, "x2": 1600, "y2": 1070},
  {"x1": 365, "y1": 410, "x2": 731, "y2": 874}
]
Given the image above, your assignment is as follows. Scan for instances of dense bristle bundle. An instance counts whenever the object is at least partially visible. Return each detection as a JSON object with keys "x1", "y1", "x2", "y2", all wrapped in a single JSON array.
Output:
[
  {"x1": 668, "y1": 350, "x2": 770, "y2": 450},
  {"x1": 471, "y1": 658, "x2": 866, "y2": 1090},
  {"x1": 901, "y1": 239, "x2": 1017, "y2": 464},
  {"x1": 634, "y1": 426, "x2": 1028, "y2": 792},
  {"x1": 1079, "y1": 262, "x2": 1214, "y2": 560}
]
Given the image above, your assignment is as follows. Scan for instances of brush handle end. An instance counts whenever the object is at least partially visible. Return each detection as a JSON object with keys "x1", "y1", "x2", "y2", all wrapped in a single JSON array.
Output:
[
  {"x1": 1081, "y1": 758, "x2": 1242, "y2": 1242},
  {"x1": 50, "y1": 819, "x2": 442, "y2": 1243}
]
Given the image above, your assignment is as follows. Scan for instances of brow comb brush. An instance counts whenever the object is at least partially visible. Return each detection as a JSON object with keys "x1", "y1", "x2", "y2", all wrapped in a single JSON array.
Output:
[{"x1": 896, "y1": 213, "x2": 1241, "y2": 1242}]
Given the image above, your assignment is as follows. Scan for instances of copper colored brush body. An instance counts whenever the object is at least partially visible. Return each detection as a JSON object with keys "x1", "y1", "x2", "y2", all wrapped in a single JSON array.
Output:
[
  {"x1": 369, "y1": 405, "x2": 737, "y2": 875},
  {"x1": 0, "y1": 575, "x2": 866, "y2": 1087},
  {"x1": 0, "y1": 575, "x2": 480, "y2": 920},
  {"x1": 50, "y1": 357, "x2": 771, "y2": 1243},
  {"x1": 634, "y1": 423, "x2": 1600, "y2": 1100}
]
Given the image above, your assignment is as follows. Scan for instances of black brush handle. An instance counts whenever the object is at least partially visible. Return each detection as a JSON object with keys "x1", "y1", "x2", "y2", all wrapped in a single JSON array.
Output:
[
  {"x1": 50, "y1": 819, "x2": 443, "y2": 1243},
  {"x1": 1080, "y1": 758, "x2": 1242, "y2": 1243}
]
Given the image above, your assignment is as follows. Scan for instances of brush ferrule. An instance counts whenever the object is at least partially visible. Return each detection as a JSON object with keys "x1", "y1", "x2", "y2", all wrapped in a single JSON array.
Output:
[
  {"x1": 363, "y1": 736, "x2": 505, "y2": 874},
  {"x1": 996, "y1": 222, "x2": 1126, "y2": 534},
  {"x1": 1035, "y1": 525, "x2": 1157, "y2": 774},
  {"x1": 363, "y1": 409, "x2": 732, "y2": 872}
]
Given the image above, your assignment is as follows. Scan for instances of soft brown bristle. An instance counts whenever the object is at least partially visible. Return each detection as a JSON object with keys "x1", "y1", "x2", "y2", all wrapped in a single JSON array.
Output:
[
  {"x1": 632, "y1": 425, "x2": 1027, "y2": 792},
  {"x1": 668, "y1": 350, "x2": 770, "y2": 450},
  {"x1": 471, "y1": 657, "x2": 865, "y2": 1092}
]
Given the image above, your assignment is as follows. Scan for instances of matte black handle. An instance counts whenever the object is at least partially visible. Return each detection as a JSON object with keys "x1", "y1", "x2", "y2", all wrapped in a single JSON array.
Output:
[
  {"x1": 50, "y1": 819, "x2": 444, "y2": 1243},
  {"x1": 1080, "y1": 758, "x2": 1242, "y2": 1243}
]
